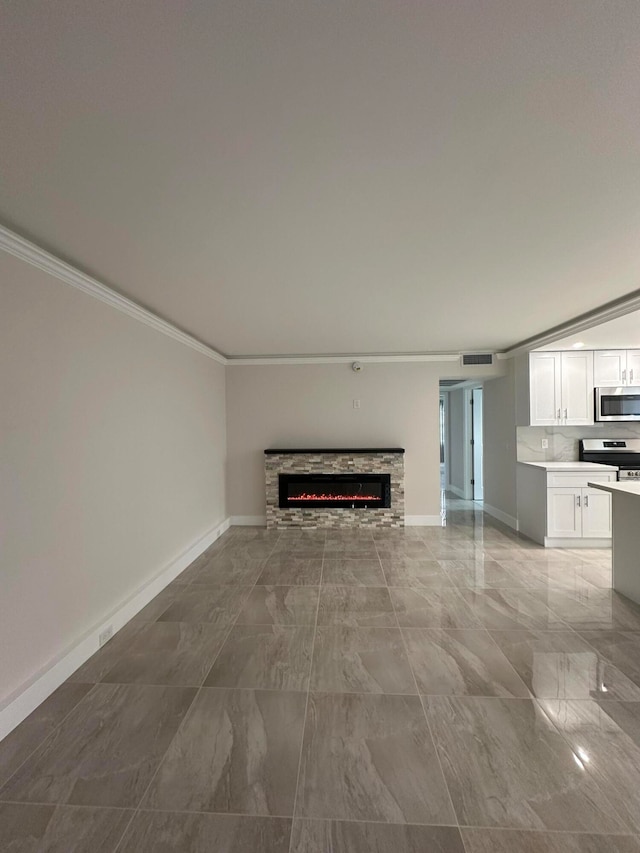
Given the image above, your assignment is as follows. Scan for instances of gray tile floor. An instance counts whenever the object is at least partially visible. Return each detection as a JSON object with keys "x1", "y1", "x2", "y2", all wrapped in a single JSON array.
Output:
[{"x1": 2, "y1": 499, "x2": 640, "y2": 851}]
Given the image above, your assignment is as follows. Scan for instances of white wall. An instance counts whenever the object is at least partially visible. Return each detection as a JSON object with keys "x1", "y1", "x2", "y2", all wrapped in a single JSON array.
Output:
[
  {"x1": 226, "y1": 362, "x2": 443, "y2": 520},
  {"x1": 483, "y1": 361, "x2": 518, "y2": 526},
  {"x1": 0, "y1": 251, "x2": 227, "y2": 711}
]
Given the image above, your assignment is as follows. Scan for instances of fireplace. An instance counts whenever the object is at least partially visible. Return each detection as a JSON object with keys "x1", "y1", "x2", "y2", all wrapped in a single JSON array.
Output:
[{"x1": 279, "y1": 473, "x2": 391, "y2": 509}]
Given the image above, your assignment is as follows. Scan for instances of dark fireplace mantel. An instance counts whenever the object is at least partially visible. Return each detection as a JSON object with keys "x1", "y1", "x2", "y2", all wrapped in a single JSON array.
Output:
[{"x1": 265, "y1": 448, "x2": 404, "y2": 454}]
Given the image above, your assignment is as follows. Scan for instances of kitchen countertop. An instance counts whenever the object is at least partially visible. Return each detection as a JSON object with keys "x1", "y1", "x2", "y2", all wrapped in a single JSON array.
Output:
[
  {"x1": 588, "y1": 481, "x2": 640, "y2": 496},
  {"x1": 517, "y1": 461, "x2": 618, "y2": 472}
]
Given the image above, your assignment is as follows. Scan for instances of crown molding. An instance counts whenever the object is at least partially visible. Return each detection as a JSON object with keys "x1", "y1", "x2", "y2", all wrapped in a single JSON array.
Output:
[
  {"x1": 226, "y1": 353, "x2": 463, "y2": 365},
  {"x1": 0, "y1": 224, "x2": 227, "y2": 364},
  {"x1": 501, "y1": 289, "x2": 640, "y2": 358},
  {"x1": 0, "y1": 223, "x2": 513, "y2": 366}
]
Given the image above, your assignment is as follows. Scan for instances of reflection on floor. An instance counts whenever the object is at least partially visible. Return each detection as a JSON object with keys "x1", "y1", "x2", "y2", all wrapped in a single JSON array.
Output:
[{"x1": 2, "y1": 499, "x2": 640, "y2": 852}]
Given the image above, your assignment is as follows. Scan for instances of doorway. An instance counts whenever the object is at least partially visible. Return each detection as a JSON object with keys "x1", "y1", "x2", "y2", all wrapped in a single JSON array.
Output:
[{"x1": 439, "y1": 381, "x2": 484, "y2": 503}]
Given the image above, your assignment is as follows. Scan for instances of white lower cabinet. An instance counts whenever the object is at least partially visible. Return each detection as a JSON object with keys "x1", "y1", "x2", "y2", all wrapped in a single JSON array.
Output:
[
  {"x1": 547, "y1": 487, "x2": 611, "y2": 539},
  {"x1": 517, "y1": 464, "x2": 615, "y2": 547}
]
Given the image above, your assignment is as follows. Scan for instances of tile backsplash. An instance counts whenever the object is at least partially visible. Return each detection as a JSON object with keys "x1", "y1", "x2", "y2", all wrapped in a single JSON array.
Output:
[{"x1": 517, "y1": 425, "x2": 640, "y2": 462}]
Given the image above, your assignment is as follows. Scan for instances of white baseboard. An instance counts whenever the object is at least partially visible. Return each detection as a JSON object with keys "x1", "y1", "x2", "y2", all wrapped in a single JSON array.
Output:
[
  {"x1": 544, "y1": 537, "x2": 611, "y2": 549},
  {"x1": 405, "y1": 515, "x2": 445, "y2": 526},
  {"x1": 0, "y1": 517, "x2": 230, "y2": 742},
  {"x1": 482, "y1": 503, "x2": 518, "y2": 531},
  {"x1": 230, "y1": 515, "x2": 267, "y2": 526}
]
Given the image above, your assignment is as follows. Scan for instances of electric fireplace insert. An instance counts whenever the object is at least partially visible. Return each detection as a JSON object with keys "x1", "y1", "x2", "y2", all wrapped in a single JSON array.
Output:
[{"x1": 279, "y1": 473, "x2": 391, "y2": 509}]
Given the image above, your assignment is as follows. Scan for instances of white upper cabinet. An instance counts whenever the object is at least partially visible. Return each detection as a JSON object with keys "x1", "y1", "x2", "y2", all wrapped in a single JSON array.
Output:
[
  {"x1": 627, "y1": 351, "x2": 640, "y2": 386},
  {"x1": 529, "y1": 351, "x2": 594, "y2": 426},
  {"x1": 560, "y1": 350, "x2": 595, "y2": 425},
  {"x1": 594, "y1": 350, "x2": 640, "y2": 386},
  {"x1": 529, "y1": 352, "x2": 562, "y2": 425}
]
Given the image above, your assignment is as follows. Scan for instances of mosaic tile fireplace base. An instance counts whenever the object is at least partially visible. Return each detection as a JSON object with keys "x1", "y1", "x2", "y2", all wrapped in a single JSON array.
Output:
[{"x1": 265, "y1": 449, "x2": 404, "y2": 528}]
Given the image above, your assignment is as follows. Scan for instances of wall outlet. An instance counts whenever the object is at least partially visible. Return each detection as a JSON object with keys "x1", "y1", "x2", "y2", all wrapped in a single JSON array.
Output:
[
  {"x1": 353, "y1": 399, "x2": 361, "y2": 409},
  {"x1": 541, "y1": 438, "x2": 549, "y2": 449},
  {"x1": 98, "y1": 626, "x2": 113, "y2": 647}
]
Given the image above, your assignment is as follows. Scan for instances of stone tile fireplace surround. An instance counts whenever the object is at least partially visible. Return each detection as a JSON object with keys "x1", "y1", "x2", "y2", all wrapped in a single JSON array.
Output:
[{"x1": 265, "y1": 448, "x2": 404, "y2": 528}]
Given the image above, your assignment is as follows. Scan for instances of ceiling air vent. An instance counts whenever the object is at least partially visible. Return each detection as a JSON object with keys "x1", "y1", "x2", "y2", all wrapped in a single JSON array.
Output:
[{"x1": 461, "y1": 353, "x2": 493, "y2": 366}]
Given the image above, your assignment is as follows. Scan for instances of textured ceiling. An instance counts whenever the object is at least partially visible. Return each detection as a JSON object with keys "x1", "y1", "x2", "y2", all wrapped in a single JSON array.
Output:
[{"x1": 1, "y1": 1, "x2": 639, "y2": 356}]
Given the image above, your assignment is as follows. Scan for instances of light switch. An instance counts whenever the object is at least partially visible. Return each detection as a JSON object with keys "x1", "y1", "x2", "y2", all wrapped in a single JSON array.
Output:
[{"x1": 353, "y1": 399, "x2": 361, "y2": 409}]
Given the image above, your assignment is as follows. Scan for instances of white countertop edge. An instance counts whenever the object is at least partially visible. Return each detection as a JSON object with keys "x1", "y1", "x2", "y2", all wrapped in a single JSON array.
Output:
[
  {"x1": 588, "y1": 480, "x2": 640, "y2": 496},
  {"x1": 518, "y1": 461, "x2": 618, "y2": 471}
]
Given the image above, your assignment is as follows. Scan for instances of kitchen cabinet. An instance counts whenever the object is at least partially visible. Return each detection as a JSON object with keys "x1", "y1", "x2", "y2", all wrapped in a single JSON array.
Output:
[
  {"x1": 547, "y1": 487, "x2": 612, "y2": 539},
  {"x1": 594, "y1": 350, "x2": 640, "y2": 387},
  {"x1": 528, "y1": 351, "x2": 594, "y2": 426},
  {"x1": 517, "y1": 464, "x2": 615, "y2": 547}
]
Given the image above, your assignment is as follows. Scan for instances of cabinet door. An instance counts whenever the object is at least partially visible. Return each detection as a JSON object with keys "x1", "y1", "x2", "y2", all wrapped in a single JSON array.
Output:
[
  {"x1": 547, "y1": 488, "x2": 581, "y2": 538},
  {"x1": 529, "y1": 353, "x2": 561, "y2": 425},
  {"x1": 593, "y1": 350, "x2": 626, "y2": 386},
  {"x1": 581, "y1": 489, "x2": 612, "y2": 538},
  {"x1": 561, "y1": 351, "x2": 594, "y2": 425},
  {"x1": 626, "y1": 351, "x2": 640, "y2": 386}
]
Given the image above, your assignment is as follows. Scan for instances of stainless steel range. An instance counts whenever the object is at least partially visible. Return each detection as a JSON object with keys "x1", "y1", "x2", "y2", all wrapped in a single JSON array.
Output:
[{"x1": 579, "y1": 438, "x2": 640, "y2": 480}]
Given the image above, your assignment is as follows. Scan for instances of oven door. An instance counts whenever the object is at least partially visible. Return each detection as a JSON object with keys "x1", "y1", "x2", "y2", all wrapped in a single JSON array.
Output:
[
  {"x1": 617, "y1": 467, "x2": 640, "y2": 482},
  {"x1": 595, "y1": 387, "x2": 640, "y2": 422}
]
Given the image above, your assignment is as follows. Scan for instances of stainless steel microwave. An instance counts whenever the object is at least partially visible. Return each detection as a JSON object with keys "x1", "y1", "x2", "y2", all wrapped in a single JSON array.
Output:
[{"x1": 595, "y1": 387, "x2": 640, "y2": 421}]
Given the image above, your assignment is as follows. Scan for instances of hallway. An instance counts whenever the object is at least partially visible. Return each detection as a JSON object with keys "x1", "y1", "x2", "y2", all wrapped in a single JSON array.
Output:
[{"x1": 2, "y1": 504, "x2": 640, "y2": 852}]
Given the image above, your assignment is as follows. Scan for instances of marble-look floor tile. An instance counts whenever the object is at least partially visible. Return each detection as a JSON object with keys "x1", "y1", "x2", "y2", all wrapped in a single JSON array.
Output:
[
  {"x1": 322, "y1": 558, "x2": 386, "y2": 586},
  {"x1": 461, "y1": 827, "x2": 640, "y2": 853},
  {"x1": 290, "y1": 819, "x2": 465, "y2": 853},
  {"x1": 257, "y1": 556, "x2": 323, "y2": 585},
  {"x1": 1, "y1": 684, "x2": 196, "y2": 807},
  {"x1": 236, "y1": 585, "x2": 319, "y2": 625},
  {"x1": 539, "y1": 590, "x2": 640, "y2": 631},
  {"x1": 100, "y1": 621, "x2": 228, "y2": 686},
  {"x1": 156, "y1": 585, "x2": 251, "y2": 626},
  {"x1": 297, "y1": 692, "x2": 455, "y2": 824},
  {"x1": 390, "y1": 588, "x2": 482, "y2": 629},
  {"x1": 457, "y1": 589, "x2": 567, "y2": 631},
  {"x1": 0, "y1": 683, "x2": 93, "y2": 788},
  {"x1": 381, "y1": 559, "x2": 451, "y2": 589},
  {"x1": 317, "y1": 586, "x2": 396, "y2": 627},
  {"x1": 271, "y1": 543, "x2": 325, "y2": 559},
  {"x1": 190, "y1": 557, "x2": 266, "y2": 586},
  {"x1": 578, "y1": 630, "x2": 640, "y2": 687},
  {"x1": 310, "y1": 626, "x2": 417, "y2": 694},
  {"x1": 204, "y1": 624, "x2": 313, "y2": 690},
  {"x1": 130, "y1": 587, "x2": 178, "y2": 621},
  {"x1": 118, "y1": 811, "x2": 291, "y2": 852},
  {"x1": 425, "y1": 696, "x2": 626, "y2": 832},
  {"x1": 538, "y1": 699, "x2": 640, "y2": 832},
  {"x1": 0, "y1": 802, "x2": 134, "y2": 853},
  {"x1": 491, "y1": 630, "x2": 640, "y2": 700},
  {"x1": 324, "y1": 550, "x2": 381, "y2": 562},
  {"x1": 142, "y1": 688, "x2": 305, "y2": 816},
  {"x1": 218, "y1": 542, "x2": 277, "y2": 560},
  {"x1": 67, "y1": 621, "x2": 147, "y2": 683},
  {"x1": 440, "y1": 560, "x2": 544, "y2": 589},
  {"x1": 403, "y1": 629, "x2": 529, "y2": 697}
]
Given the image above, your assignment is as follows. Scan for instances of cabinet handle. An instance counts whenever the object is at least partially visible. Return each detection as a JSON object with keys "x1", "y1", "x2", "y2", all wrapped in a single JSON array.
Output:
[
  {"x1": 584, "y1": 495, "x2": 589, "y2": 507},
  {"x1": 563, "y1": 408, "x2": 568, "y2": 421},
  {"x1": 623, "y1": 369, "x2": 627, "y2": 383},
  {"x1": 576, "y1": 495, "x2": 581, "y2": 507},
  {"x1": 557, "y1": 408, "x2": 561, "y2": 421},
  {"x1": 631, "y1": 369, "x2": 634, "y2": 383}
]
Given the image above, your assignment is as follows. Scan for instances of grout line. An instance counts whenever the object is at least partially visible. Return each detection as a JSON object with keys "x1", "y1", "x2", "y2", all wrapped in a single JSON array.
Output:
[
  {"x1": 0, "y1": 683, "x2": 101, "y2": 794},
  {"x1": 286, "y1": 543, "x2": 324, "y2": 852},
  {"x1": 113, "y1": 530, "x2": 285, "y2": 853},
  {"x1": 387, "y1": 559, "x2": 461, "y2": 831}
]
